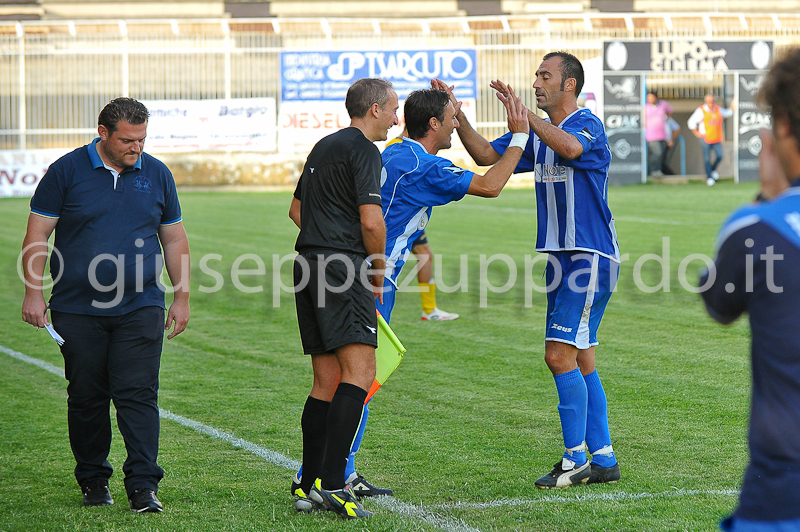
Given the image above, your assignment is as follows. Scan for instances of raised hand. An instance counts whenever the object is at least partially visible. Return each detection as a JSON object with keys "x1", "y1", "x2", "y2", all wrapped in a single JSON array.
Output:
[
  {"x1": 431, "y1": 78, "x2": 459, "y2": 108},
  {"x1": 497, "y1": 87, "x2": 529, "y2": 135},
  {"x1": 490, "y1": 79, "x2": 515, "y2": 100}
]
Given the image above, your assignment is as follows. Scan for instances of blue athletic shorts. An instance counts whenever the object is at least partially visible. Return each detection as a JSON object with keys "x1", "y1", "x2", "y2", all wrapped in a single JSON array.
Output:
[
  {"x1": 544, "y1": 251, "x2": 618, "y2": 350},
  {"x1": 721, "y1": 515, "x2": 800, "y2": 532},
  {"x1": 375, "y1": 278, "x2": 396, "y2": 324}
]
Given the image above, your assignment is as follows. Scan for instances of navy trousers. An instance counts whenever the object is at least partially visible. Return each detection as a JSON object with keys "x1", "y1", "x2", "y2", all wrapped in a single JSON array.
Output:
[{"x1": 51, "y1": 306, "x2": 165, "y2": 495}]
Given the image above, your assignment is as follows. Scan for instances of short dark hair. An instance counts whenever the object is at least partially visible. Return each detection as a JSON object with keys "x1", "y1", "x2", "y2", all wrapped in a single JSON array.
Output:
[
  {"x1": 758, "y1": 47, "x2": 800, "y2": 153},
  {"x1": 404, "y1": 89, "x2": 451, "y2": 140},
  {"x1": 543, "y1": 51, "x2": 584, "y2": 96},
  {"x1": 98, "y1": 97, "x2": 149, "y2": 134},
  {"x1": 345, "y1": 78, "x2": 394, "y2": 119}
]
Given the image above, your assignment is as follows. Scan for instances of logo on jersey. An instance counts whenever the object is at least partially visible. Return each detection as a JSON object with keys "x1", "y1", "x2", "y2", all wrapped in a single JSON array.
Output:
[
  {"x1": 366, "y1": 325, "x2": 377, "y2": 334},
  {"x1": 133, "y1": 175, "x2": 152, "y2": 193},
  {"x1": 550, "y1": 323, "x2": 573, "y2": 333},
  {"x1": 577, "y1": 128, "x2": 595, "y2": 142},
  {"x1": 444, "y1": 165, "x2": 468, "y2": 175},
  {"x1": 534, "y1": 164, "x2": 569, "y2": 183},
  {"x1": 418, "y1": 211, "x2": 429, "y2": 230}
]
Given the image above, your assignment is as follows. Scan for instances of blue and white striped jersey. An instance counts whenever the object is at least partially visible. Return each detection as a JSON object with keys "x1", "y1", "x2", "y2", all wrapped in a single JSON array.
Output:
[
  {"x1": 381, "y1": 138, "x2": 474, "y2": 286},
  {"x1": 491, "y1": 108, "x2": 620, "y2": 262}
]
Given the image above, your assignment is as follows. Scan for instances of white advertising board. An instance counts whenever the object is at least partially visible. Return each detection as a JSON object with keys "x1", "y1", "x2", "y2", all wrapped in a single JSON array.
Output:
[
  {"x1": 0, "y1": 149, "x2": 70, "y2": 198},
  {"x1": 142, "y1": 98, "x2": 277, "y2": 151},
  {"x1": 278, "y1": 98, "x2": 478, "y2": 153}
]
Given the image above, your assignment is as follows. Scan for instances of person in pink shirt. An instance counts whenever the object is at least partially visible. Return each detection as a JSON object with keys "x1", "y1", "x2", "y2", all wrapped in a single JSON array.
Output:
[{"x1": 644, "y1": 92, "x2": 673, "y2": 177}]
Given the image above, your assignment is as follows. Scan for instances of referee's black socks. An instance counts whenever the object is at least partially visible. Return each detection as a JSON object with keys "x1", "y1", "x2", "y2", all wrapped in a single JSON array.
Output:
[
  {"x1": 321, "y1": 382, "x2": 368, "y2": 491},
  {"x1": 300, "y1": 396, "x2": 330, "y2": 494}
]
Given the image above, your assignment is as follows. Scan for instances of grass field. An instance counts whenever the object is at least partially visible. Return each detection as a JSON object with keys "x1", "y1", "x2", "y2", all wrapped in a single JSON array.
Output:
[{"x1": 0, "y1": 182, "x2": 758, "y2": 532}]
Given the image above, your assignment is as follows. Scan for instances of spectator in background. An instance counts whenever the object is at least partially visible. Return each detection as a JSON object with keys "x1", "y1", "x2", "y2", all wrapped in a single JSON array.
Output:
[
  {"x1": 688, "y1": 94, "x2": 734, "y2": 186},
  {"x1": 662, "y1": 116, "x2": 681, "y2": 176},
  {"x1": 644, "y1": 91, "x2": 673, "y2": 177}
]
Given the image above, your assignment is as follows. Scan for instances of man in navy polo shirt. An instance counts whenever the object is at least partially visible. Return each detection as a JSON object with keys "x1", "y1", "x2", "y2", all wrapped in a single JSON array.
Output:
[
  {"x1": 701, "y1": 48, "x2": 800, "y2": 532},
  {"x1": 21, "y1": 97, "x2": 190, "y2": 513}
]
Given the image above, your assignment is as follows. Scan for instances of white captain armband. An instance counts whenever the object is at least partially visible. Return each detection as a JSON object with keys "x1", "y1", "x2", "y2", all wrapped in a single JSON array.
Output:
[{"x1": 508, "y1": 132, "x2": 529, "y2": 150}]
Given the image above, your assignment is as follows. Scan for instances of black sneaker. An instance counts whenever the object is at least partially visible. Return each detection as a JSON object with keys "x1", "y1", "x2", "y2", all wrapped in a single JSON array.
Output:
[
  {"x1": 128, "y1": 488, "x2": 163, "y2": 513},
  {"x1": 349, "y1": 474, "x2": 393, "y2": 497},
  {"x1": 309, "y1": 478, "x2": 372, "y2": 519},
  {"x1": 81, "y1": 479, "x2": 113, "y2": 506},
  {"x1": 534, "y1": 459, "x2": 591, "y2": 489},
  {"x1": 587, "y1": 462, "x2": 621, "y2": 484}
]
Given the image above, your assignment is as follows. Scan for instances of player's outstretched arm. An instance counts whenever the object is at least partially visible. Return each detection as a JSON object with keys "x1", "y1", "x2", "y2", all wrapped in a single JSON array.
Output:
[
  {"x1": 467, "y1": 91, "x2": 529, "y2": 197},
  {"x1": 490, "y1": 79, "x2": 584, "y2": 160},
  {"x1": 431, "y1": 78, "x2": 501, "y2": 166}
]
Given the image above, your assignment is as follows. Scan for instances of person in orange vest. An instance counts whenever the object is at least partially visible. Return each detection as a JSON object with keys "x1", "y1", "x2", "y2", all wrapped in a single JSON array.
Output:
[{"x1": 687, "y1": 93, "x2": 734, "y2": 186}]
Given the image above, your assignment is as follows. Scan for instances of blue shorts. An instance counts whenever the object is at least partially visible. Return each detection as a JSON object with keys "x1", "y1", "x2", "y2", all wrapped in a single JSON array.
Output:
[
  {"x1": 375, "y1": 278, "x2": 396, "y2": 324},
  {"x1": 722, "y1": 516, "x2": 800, "y2": 532},
  {"x1": 545, "y1": 251, "x2": 618, "y2": 350}
]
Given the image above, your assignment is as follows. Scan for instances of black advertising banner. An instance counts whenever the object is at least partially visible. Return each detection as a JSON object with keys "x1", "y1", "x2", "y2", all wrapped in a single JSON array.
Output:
[
  {"x1": 604, "y1": 40, "x2": 773, "y2": 73},
  {"x1": 603, "y1": 74, "x2": 642, "y2": 185},
  {"x1": 737, "y1": 74, "x2": 770, "y2": 183}
]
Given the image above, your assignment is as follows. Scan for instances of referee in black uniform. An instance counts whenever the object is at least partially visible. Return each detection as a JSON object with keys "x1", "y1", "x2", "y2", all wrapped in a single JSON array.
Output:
[{"x1": 288, "y1": 78, "x2": 398, "y2": 519}]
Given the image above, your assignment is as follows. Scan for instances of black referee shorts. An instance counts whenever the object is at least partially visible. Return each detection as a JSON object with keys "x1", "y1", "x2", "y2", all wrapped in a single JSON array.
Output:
[{"x1": 293, "y1": 251, "x2": 378, "y2": 354}]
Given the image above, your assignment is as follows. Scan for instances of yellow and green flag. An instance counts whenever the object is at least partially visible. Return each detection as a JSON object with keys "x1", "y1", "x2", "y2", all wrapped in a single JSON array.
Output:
[{"x1": 366, "y1": 312, "x2": 406, "y2": 403}]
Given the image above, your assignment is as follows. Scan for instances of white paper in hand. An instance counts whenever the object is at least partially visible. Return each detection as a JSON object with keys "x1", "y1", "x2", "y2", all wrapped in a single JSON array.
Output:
[{"x1": 44, "y1": 323, "x2": 65, "y2": 346}]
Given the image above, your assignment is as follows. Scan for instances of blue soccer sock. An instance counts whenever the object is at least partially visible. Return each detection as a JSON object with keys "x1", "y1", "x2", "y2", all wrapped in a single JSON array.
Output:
[
  {"x1": 584, "y1": 369, "x2": 617, "y2": 468},
  {"x1": 554, "y1": 368, "x2": 588, "y2": 466},
  {"x1": 344, "y1": 399, "x2": 370, "y2": 483}
]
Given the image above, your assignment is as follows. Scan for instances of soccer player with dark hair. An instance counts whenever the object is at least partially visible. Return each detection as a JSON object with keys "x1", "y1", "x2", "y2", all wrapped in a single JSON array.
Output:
[
  {"x1": 378, "y1": 87, "x2": 529, "y2": 322},
  {"x1": 21, "y1": 97, "x2": 190, "y2": 512},
  {"x1": 287, "y1": 77, "x2": 397, "y2": 519},
  {"x1": 701, "y1": 47, "x2": 800, "y2": 532},
  {"x1": 440, "y1": 50, "x2": 621, "y2": 489}
]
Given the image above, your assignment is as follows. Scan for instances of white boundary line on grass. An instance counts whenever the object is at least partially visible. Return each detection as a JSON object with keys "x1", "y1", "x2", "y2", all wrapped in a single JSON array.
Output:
[
  {"x1": 429, "y1": 488, "x2": 740, "y2": 510},
  {"x1": 1, "y1": 345, "x2": 738, "y2": 529},
  {"x1": 0, "y1": 344, "x2": 480, "y2": 532}
]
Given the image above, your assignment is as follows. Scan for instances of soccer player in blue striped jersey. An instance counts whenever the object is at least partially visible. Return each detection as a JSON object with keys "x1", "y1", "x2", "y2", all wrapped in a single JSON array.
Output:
[
  {"x1": 438, "y1": 51, "x2": 622, "y2": 489},
  {"x1": 336, "y1": 87, "x2": 531, "y2": 498},
  {"x1": 378, "y1": 88, "x2": 530, "y2": 322}
]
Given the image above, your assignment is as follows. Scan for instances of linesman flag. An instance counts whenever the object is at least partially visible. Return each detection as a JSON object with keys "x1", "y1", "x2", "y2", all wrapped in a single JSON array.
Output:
[{"x1": 366, "y1": 311, "x2": 406, "y2": 403}]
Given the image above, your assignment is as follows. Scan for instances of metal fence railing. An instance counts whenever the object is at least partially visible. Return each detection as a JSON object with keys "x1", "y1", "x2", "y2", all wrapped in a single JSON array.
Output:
[{"x1": 2, "y1": 13, "x2": 800, "y2": 151}]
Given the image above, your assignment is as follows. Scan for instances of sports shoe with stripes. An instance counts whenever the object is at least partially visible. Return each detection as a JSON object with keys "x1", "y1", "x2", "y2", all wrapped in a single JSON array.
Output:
[
  {"x1": 349, "y1": 473, "x2": 393, "y2": 497},
  {"x1": 309, "y1": 478, "x2": 372, "y2": 519},
  {"x1": 534, "y1": 458, "x2": 591, "y2": 489},
  {"x1": 290, "y1": 472, "x2": 320, "y2": 513}
]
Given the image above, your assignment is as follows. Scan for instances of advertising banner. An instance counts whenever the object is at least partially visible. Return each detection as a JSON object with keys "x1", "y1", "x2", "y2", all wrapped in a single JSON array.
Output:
[
  {"x1": 280, "y1": 49, "x2": 477, "y2": 101},
  {"x1": 278, "y1": 98, "x2": 477, "y2": 153},
  {"x1": 603, "y1": 74, "x2": 643, "y2": 185},
  {"x1": 737, "y1": 74, "x2": 769, "y2": 183},
  {"x1": 0, "y1": 149, "x2": 69, "y2": 198},
  {"x1": 142, "y1": 98, "x2": 277, "y2": 151},
  {"x1": 604, "y1": 40, "x2": 773, "y2": 73},
  {"x1": 279, "y1": 50, "x2": 478, "y2": 153}
]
